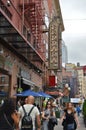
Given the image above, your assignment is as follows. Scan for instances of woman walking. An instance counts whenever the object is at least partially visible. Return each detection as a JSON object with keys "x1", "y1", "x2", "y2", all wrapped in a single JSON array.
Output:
[
  {"x1": 0, "y1": 98, "x2": 20, "y2": 130},
  {"x1": 41, "y1": 101, "x2": 56, "y2": 130},
  {"x1": 60, "y1": 102, "x2": 80, "y2": 130}
]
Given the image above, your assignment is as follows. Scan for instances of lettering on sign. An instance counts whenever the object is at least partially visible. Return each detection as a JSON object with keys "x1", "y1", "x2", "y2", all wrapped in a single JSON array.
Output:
[{"x1": 48, "y1": 19, "x2": 59, "y2": 70}]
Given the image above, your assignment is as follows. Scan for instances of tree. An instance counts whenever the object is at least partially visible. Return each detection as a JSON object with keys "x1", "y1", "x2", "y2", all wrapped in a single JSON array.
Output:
[{"x1": 82, "y1": 99, "x2": 86, "y2": 127}]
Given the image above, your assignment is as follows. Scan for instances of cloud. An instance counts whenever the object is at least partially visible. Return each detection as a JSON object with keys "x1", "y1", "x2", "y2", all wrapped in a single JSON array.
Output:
[
  {"x1": 63, "y1": 20, "x2": 86, "y2": 34},
  {"x1": 65, "y1": 38, "x2": 86, "y2": 65},
  {"x1": 60, "y1": 0, "x2": 86, "y2": 65}
]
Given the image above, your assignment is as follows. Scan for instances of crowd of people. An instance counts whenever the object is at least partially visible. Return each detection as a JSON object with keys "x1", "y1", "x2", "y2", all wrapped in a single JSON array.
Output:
[{"x1": 0, "y1": 97, "x2": 82, "y2": 130}]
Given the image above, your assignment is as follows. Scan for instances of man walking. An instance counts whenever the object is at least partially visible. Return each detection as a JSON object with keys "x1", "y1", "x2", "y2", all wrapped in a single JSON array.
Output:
[{"x1": 18, "y1": 95, "x2": 41, "y2": 130}]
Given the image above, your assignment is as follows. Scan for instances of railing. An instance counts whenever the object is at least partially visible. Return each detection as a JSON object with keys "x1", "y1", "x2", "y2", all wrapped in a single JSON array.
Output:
[
  {"x1": 0, "y1": 0, "x2": 36, "y2": 48},
  {"x1": 0, "y1": 0, "x2": 12, "y2": 19}
]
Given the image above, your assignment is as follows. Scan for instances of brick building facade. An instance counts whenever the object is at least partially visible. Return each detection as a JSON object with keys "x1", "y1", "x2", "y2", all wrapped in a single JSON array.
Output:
[{"x1": 0, "y1": 0, "x2": 64, "y2": 100}]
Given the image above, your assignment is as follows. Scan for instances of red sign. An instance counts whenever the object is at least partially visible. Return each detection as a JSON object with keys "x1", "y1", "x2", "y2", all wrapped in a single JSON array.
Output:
[
  {"x1": 49, "y1": 76, "x2": 55, "y2": 87},
  {"x1": 83, "y1": 66, "x2": 86, "y2": 76},
  {"x1": 83, "y1": 66, "x2": 86, "y2": 71}
]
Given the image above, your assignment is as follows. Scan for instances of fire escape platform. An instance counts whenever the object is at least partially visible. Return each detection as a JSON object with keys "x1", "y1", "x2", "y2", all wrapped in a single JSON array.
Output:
[
  {"x1": 0, "y1": 9, "x2": 44, "y2": 72},
  {"x1": 19, "y1": 1, "x2": 45, "y2": 59}
]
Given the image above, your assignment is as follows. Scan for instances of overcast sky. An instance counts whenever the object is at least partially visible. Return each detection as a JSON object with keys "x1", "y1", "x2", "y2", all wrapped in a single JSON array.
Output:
[{"x1": 59, "y1": 0, "x2": 86, "y2": 66}]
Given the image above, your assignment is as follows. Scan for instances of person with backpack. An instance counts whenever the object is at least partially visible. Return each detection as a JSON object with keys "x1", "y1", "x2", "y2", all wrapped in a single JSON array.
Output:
[
  {"x1": 60, "y1": 102, "x2": 80, "y2": 130},
  {"x1": 18, "y1": 95, "x2": 41, "y2": 130}
]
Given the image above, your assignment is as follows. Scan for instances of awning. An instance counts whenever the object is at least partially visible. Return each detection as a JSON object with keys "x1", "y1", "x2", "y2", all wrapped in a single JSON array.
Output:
[{"x1": 22, "y1": 78, "x2": 35, "y2": 86}]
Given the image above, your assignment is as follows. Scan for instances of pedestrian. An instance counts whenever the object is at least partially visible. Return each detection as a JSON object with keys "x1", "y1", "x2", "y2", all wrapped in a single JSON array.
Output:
[
  {"x1": 60, "y1": 102, "x2": 80, "y2": 130},
  {"x1": 18, "y1": 95, "x2": 41, "y2": 130},
  {"x1": 76, "y1": 105, "x2": 81, "y2": 116},
  {"x1": 0, "y1": 98, "x2": 20, "y2": 130},
  {"x1": 41, "y1": 101, "x2": 56, "y2": 130},
  {"x1": 24, "y1": 97, "x2": 28, "y2": 104},
  {"x1": 42, "y1": 98, "x2": 48, "y2": 111},
  {"x1": 17, "y1": 99, "x2": 22, "y2": 110}
]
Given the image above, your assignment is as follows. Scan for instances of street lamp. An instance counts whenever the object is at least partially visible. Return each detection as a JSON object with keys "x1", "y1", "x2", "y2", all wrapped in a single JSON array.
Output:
[{"x1": 7, "y1": 0, "x2": 11, "y2": 6}]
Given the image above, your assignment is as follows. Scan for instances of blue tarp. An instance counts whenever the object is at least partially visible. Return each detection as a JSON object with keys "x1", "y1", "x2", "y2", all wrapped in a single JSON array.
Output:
[
  {"x1": 38, "y1": 91, "x2": 52, "y2": 98},
  {"x1": 15, "y1": 90, "x2": 42, "y2": 97}
]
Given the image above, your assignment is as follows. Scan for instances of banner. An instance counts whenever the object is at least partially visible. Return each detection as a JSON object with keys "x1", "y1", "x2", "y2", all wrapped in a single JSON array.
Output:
[{"x1": 49, "y1": 75, "x2": 55, "y2": 87}]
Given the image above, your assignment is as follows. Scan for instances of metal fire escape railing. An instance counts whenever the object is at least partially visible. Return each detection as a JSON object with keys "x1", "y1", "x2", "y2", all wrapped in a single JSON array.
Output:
[
  {"x1": 20, "y1": 0, "x2": 45, "y2": 59},
  {"x1": 0, "y1": 0, "x2": 45, "y2": 73}
]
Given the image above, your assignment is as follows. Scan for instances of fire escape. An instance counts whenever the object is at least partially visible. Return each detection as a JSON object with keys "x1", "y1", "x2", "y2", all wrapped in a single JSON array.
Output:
[
  {"x1": 20, "y1": 0, "x2": 45, "y2": 60},
  {"x1": 0, "y1": 0, "x2": 46, "y2": 74}
]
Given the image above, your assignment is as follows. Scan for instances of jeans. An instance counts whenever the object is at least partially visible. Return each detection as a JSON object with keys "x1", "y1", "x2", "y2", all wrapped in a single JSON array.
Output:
[
  {"x1": 42, "y1": 120, "x2": 48, "y2": 130},
  {"x1": 67, "y1": 123, "x2": 74, "y2": 130}
]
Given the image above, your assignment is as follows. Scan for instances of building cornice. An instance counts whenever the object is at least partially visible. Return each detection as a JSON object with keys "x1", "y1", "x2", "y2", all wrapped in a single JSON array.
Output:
[{"x1": 54, "y1": 0, "x2": 64, "y2": 31}]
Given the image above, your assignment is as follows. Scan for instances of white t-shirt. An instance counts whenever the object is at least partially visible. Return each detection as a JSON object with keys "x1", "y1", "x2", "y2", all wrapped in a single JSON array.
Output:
[{"x1": 18, "y1": 104, "x2": 40, "y2": 129}]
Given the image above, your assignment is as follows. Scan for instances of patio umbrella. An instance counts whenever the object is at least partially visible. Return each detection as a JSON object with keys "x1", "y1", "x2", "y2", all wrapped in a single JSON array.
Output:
[
  {"x1": 15, "y1": 90, "x2": 42, "y2": 97},
  {"x1": 38, "y1": 91, "x2": 52, "y2": 98},
  {"x1": 0, "y1": 91, "x2": 7, "y2": 96}
]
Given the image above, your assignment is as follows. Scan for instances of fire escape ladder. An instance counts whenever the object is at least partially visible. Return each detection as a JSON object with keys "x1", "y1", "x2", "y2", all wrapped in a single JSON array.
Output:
[{"x1": 20, "y1": 0, "x2": 45, "y2": 59}]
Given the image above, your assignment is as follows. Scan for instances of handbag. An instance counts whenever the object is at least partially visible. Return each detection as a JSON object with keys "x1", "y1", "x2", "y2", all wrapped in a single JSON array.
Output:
[
  {"x1": 62, "y1": 119, "x2": 77, "y2": 129},
  {"x1": 49, "y1": 117, "x2": 58, "y2": 126},
  {"x1": 62, "y1": 119, "x2": 66, "y2": 126},
  {"x1": 74, "y1": 120, "x2": 77, "y2": 129}
]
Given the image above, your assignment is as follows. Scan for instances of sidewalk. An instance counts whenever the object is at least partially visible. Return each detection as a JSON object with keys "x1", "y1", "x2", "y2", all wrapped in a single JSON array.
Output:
[{"x1": 54, "y1": 115, "x2": 86, "y2": 130}]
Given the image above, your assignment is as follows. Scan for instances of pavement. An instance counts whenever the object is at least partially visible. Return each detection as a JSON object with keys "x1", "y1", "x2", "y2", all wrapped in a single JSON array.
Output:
[{"x1": 54, "y1": 114, "x2": 86, "y2": 130}]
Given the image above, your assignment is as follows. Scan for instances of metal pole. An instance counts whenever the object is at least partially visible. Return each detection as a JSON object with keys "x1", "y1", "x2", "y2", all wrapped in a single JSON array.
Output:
[{"x1": 22, "y1": 0, "x2": 24, "y2": 34}]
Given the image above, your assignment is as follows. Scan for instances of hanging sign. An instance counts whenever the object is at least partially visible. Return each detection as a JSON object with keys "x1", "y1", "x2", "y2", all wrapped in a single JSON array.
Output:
[{"x1": 48, "y1": 18, "x2": 59, "y2": 70}]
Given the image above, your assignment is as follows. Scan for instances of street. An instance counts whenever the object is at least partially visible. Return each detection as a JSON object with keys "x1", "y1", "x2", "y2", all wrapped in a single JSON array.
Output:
[{"x1": 54, "y1": 115, "x2": 86, "y2": 130}]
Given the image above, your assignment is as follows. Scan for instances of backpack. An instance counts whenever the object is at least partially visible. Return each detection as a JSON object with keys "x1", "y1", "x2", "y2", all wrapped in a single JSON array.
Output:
[{"x1": 21, "y1": 105, "x2": 34, "y2": 130}]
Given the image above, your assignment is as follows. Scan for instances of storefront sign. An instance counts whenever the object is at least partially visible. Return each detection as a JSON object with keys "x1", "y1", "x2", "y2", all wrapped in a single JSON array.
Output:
[
  {"x1": 21, "y1": 69, "x2": 31, "y2": 80},
  {"x1": 48, "y1": 18, "x2": 59, "y2": 70},
  {"x1": 49, "y1": 75, "x2": 56, "y2": 87}
]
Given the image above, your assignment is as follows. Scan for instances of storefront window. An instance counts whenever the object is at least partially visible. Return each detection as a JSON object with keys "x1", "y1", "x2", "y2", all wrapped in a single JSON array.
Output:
[{"x1": 0, "y1": 74, "x2": 9, "y2": 98}]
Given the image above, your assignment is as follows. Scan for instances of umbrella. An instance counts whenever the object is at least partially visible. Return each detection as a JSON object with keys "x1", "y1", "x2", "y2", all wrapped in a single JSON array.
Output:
[
  {"x1": 15, "y1": 90, "x2": 42, "y2": 97},
  {"x1": 15, "y1": 93, "x2": 23, "y2": 96},
  {"x1": 38, "y1": 91, "x2": 52, "y2": 98},
  {"x1": 0, "y1": 91, "x2": 7, "y2": 96}
]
